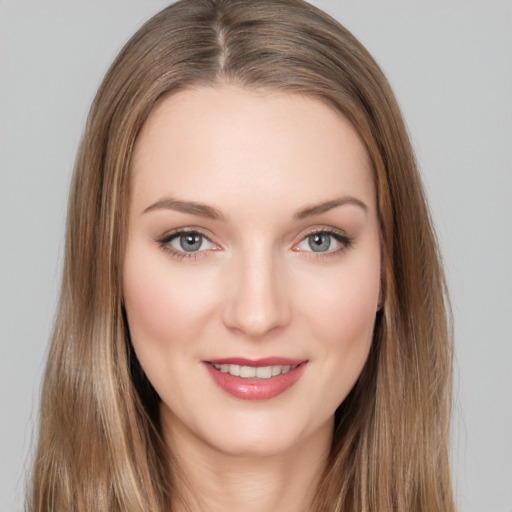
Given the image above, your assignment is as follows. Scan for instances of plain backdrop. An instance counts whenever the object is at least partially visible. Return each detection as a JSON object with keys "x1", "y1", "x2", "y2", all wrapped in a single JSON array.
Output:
[{"x1": 1, "y1": 1, "x2": 511, "y2": 511}]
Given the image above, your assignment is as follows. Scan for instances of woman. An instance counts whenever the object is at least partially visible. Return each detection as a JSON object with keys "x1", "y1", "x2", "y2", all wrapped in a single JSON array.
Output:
[{"x1": 27, "y1": 0, "x2": 454, "y2": 511}]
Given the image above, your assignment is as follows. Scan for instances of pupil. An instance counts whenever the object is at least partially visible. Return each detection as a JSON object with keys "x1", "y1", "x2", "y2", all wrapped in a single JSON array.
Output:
[
  {"x1": 180, "y1": 233, "x2": 202, "y2": 252},
  {"x1": 308, "y1": 233, "x2": 330, "y2": 252}
]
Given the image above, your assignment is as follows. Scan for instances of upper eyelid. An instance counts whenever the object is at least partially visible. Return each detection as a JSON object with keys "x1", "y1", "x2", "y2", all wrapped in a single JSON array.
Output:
[
  {"x1": 159, "y1": 227, "x2": 214, "y2": 242},
  {"x1": 299, "y1": 230, "x2": 348, "y2": 242},
  {"x1": 303, "y1": 226, "x2": 345, "y2": 236},
  {"x1": 294, "y1": 225, "x2": 349, "y2": 242}
]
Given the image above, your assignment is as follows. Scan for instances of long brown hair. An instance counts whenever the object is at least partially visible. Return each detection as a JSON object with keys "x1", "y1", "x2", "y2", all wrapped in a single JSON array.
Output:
[{"x1": 27, "y1": 1, "x2": 454, "y2": 510}]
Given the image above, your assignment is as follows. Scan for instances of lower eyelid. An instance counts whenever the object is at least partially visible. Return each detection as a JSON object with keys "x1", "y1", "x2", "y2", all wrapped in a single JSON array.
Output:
[{"x1": 158, "y1": 241, "x2": 206, "y2": 261}]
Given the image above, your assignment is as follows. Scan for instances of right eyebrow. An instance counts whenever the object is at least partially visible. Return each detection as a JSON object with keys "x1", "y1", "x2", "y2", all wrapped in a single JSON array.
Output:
[{"x1": 142, "y1": 198, "x2": 226, "y2": 221}]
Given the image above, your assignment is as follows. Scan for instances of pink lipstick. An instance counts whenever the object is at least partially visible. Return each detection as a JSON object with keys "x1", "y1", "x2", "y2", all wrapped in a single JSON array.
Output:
[{"x1": 203, "y1": 357, "x2": 308, "y2": 400}]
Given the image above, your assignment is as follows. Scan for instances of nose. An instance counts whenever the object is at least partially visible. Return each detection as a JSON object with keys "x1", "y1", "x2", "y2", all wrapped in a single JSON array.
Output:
[{"x1": 222, "y1": 246, "x2": 292, "y2": 339}]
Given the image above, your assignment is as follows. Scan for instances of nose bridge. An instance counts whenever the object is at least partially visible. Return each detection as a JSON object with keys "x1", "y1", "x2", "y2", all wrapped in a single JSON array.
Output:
[{"x1": 223, "y1": 240, "x2": 291, "y2": 338}]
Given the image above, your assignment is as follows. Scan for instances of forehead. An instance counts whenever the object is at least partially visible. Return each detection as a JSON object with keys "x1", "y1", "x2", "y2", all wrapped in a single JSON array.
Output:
[{"x1": 130, "y1": 85, "x2": 375, "y2": 215}]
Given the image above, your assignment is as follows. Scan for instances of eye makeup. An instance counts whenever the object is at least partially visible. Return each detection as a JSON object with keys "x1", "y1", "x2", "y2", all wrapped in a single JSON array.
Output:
[
  {"x1": 157, "y1": 228, "x2": 218, "y2": 261},
  {"x1": 292, "y1": 227, "x2": 354, "y2": 260},
  {"x1": 156, "y1": 225, "x2": 354, "y2": 262}
]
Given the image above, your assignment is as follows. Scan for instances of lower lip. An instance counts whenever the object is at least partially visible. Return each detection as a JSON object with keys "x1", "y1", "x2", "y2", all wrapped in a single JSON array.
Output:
[{"x1": 204, "y1": 362, "x2": 308, "y2": 400}]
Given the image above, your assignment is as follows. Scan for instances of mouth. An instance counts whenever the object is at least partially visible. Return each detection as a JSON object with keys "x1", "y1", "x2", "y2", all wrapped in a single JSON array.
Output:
[
  {"x1": 207, "y1": 362, "x2": 300, "y2": 379},
  {"x1": 203, "y1": 358, "x2": 308, "y2": 400}
]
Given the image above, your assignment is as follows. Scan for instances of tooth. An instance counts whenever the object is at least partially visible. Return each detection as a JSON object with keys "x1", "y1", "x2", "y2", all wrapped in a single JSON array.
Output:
[
  {"x1": 229, "y1": 364, "x2": 240, "y2": 376},
  {"x1": 256, "y1": 366, "x2": 272, "y2": 379},
  {"x1": 271, "y1": 365, "x2": 282, "y2": 376},
  {"x1": 240, "y1": 366, "x2": 256, "y2": 378},
  {"x1": 210, "y1": 362, "x2": 300, "y2": 378}
]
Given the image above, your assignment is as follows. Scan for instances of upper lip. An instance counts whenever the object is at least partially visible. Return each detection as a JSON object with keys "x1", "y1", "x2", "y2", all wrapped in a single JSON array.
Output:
[{"x1": 205, "y1": 357, "x2": 307, "y2": 367}]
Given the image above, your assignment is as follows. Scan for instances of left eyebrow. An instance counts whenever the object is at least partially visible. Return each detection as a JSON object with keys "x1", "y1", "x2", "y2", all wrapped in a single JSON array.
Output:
[{"x1": 293, "y1": 197, "x2": 368, "y2": 220}]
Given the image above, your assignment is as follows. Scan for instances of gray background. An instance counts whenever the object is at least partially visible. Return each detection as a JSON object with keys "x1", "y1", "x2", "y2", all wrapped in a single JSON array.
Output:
[{"x1": 1, "y1": 1, "x2": 511, "y2": 511}]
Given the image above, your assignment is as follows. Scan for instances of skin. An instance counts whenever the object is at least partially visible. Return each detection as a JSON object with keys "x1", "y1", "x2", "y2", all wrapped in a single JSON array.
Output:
[{"x1": 123, "y1": 85, "x2": 381, "y2": 512}]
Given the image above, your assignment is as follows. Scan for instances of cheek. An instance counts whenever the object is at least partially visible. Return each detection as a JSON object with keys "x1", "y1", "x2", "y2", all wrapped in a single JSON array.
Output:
[
  {"x1": 123, "y1": 258, "x2": 175, "y2": 349},
  {"x1": 295, "y1": 252, "x2": 380, "y2": 404},
  {"x1": 122, "y1": 248, "x2": 215, "y2": 366},
  {"x1": 302, "y1": 259, "x2": 380, "y2": 342}
]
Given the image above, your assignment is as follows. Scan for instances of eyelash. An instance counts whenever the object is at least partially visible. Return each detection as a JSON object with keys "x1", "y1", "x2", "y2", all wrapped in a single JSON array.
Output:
[
  {"x1": 295, "y1": 228, "x2": 354, "y2": 259},
  {"x1": 157, "y1": 229, "x2": 215, "y2": 261},
  {"x1": 157, "y1": 227, "x2": 354, "y2": 261}
]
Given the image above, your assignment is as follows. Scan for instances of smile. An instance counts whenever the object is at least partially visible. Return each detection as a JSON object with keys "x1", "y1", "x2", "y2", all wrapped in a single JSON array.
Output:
[
  {"x1": 209, "y1": 363, "x2": 299, "y2": 379},
  {"x1": 203, "y1": 358, "x2": 308, "y2": 400}
]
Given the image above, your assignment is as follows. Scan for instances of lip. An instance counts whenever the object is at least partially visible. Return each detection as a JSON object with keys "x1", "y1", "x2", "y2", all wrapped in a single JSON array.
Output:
[
  {"x1": 206, "y1": 357, "x2": 305, "y2": 367},
  {"x1": 203, "y1": 358, "x2": 309, "y2": 400}
]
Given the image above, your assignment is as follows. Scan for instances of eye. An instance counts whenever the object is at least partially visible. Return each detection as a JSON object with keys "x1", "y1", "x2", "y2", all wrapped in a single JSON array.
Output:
[
  {"x1": 158, "y1": 229, "x2": 217, "y2": 258},
  {"x1": 294, "y1": 229, "x2": 353, "y2": 255}
]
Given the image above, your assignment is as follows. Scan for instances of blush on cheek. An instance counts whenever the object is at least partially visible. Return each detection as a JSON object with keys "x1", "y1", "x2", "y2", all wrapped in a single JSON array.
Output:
[
  {"x1": 123, "y1": 250, "x2": 218, "y2": 354},
  {"x1": 121, "y1": 255, "x2": 182, "y2": 370},
  {"x1": 309, "y1": 276, "x2": 378, "y2": 329},
  {"x1": 298, "y1": 272, "x2": 378, "y2": 392},
  {"x1": 124, "y1": 272, "x2": 169, "y2": 344}
]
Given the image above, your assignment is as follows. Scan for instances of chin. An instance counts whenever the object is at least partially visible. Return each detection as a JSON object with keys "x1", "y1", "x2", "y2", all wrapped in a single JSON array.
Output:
[
  {"x1": 191, "y1": 409, "x2": 334, "y2": 460},
  {"x1": 209, "y1": 431, "x2": 298, "y2": 458}
]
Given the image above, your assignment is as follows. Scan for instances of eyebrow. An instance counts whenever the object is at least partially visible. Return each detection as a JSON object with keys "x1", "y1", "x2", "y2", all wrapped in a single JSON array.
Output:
[
  {"x1": 143, "y1": 198, "x2": 226, "y2": 221},
  {"x1": 143, "y1": 196, "x2": 367, "y2": 221},
  {"x1": 293, "y1": 197, "x2": 368, "y2": 220}
]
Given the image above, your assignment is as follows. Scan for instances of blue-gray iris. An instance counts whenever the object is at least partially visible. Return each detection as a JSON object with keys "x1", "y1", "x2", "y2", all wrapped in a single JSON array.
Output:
[
  {"x1": 308, "y1": 233, "x2": 331, "y2": 252},
  {"x1": 180, "y1": 233, "x2": 203, "y2": 252}
]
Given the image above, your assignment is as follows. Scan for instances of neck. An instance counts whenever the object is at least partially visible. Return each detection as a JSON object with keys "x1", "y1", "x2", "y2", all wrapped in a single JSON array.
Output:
[{"x1": 164, "y1": 416, "x2": 333, "y2": 512}]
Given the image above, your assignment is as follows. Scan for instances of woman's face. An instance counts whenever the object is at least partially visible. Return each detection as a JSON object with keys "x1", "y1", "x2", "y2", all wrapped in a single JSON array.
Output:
[{"x1": 123, "y1": 86, "x2": 381, "y2": 457}]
